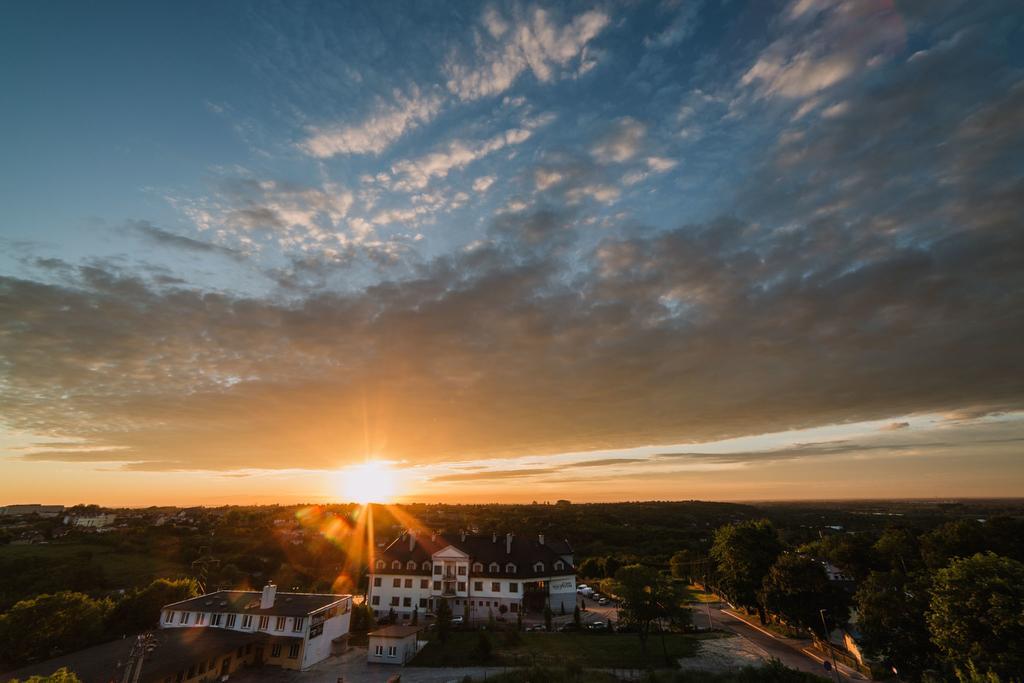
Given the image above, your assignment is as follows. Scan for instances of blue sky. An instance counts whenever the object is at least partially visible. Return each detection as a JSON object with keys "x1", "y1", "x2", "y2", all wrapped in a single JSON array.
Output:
[{"x1": 1, "y1": 0, "x2": 1023, "y2": 504}]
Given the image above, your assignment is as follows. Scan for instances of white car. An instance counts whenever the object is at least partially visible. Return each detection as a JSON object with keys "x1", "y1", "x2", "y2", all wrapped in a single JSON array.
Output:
[{"x1": 598, "y1": 597, "x2": 609, "y2": 605}]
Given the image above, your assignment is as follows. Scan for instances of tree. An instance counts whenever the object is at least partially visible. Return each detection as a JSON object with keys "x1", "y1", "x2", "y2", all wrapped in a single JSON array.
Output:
[
  {"x1": 107, "y1": 577, "x2": 200, "y2": 635},
  {"x1": 603, "y1": 556, "x2": 622, "y2": 578},
  {"x1": 609, "y1": 564, "x2": 684, "y2": 656},
  {"x1": 475, "y1": 631, "x2": 492, "y2": 661},
  {"x1": 855, "y1": 570, "x2": 937, "y2": 679},
  {"x1": 0, "y1": 592, "x2": 112, "y2": 668},
  {"x1": 579, "y1": 557, "x2": 603, "y2": 578},
  {"x1": 669, "y1": 548, "x2": 701, "y2": 582},
  {"x1": 921, "y1": 520, "x2": 988, "y2": 570},
  {"x1": 411, "y1": 606, "x2": 419, "y2": 625},
  {"x1": 516, "y1": 608, "x2": 523, "y2": 632},
  {"x1": 760, "y1": 554, "x2": 848, "y2": 636},
  {"x1": 463, "y1": 600, "x2": 471, "y2": 625},
  {"x1": 928, "y1": 552, "x2": 1024, "y2": 678},
  {"x1": 711, "y1": 520, "x2": 783, "y2": 621},
  {"x1": 10, "y1": 668, "x2": 82, "y2": 683},
  {"x1": 543, "y1": 604, "x2": 553, "y2": 632},
  {"x1": 573, "y1": 604, "x2": 581, "y2": 629},
  {"x1": 436, "y1": 597, "x2": 453, "y2": 643}
]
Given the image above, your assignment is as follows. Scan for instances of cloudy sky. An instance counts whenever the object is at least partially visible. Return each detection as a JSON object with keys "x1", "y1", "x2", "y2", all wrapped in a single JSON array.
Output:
[{"x1": 1, "y1": 0, "x2": 1022, "y2": 506}]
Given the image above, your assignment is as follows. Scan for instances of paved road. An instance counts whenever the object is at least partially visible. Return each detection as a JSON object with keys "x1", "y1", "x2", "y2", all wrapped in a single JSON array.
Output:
[{"x1": 690, "y1": 604, "x2": 870, "y2": 682}]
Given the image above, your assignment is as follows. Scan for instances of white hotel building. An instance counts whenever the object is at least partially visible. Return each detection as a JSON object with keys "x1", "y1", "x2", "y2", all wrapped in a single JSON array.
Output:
[
  {"x1": 161, "y1": 584, "x2": 352, "y2": 671},
  {"x1": 368, "y1": 530, "x2": 576, "y2": 622}
]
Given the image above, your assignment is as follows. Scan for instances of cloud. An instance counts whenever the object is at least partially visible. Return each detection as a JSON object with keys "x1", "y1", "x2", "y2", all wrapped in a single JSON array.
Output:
[
  {"x1": 590, "y1": 118, "x2": 646, "y2": 163},
  {"x1": 882, "y1": 421, "x2": 910, "y2": 431},
  {"x1": 300, "y1": 88, "x2": 444, "y2": 157},
  {"x1": 124, "y1": 220, "x2": 245, "y2": 262},
  {"x1": 644, "y1": 2, "x2": 702, "y2": 49},
  {"x1": 473, "y1": 176, "x2": 496, "y2": 192},
  {"x1": 445, "y1": 7, "x2": 610, "y2": 101},
  {"x1": 391, "y1": 127, "x2": 534, "y2": 191}
]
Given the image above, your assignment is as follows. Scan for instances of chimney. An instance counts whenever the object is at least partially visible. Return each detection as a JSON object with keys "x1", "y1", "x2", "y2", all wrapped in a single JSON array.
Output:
[
  {"x1": 260, "y1": 583, "x2": 277, "y2": 609},
  {"x1": 409, "y1": 529, "x2": 416, "y2": 552},
  {"x1": 506, "y1": 532, "x2": 513, "y2": 554},
  {"x1": 431, "y1": 530, "x2": 436, "y2": 542},
  {"x1": 460, "y1": 529, "x2": 466, "y2": 542},
  {"x1": 538, "y1": 532, "x2": 545, "y2": 546},
  {"x1": 492, "y1": 531, "x2": 497, "y2": 543}
]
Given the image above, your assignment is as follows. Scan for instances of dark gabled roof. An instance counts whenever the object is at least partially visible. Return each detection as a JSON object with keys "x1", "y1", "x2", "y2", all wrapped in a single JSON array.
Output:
[
  {"x1": 375, "y1": 533, "x2": 575, "y2": 579},
  {"x1": 1, "y1": 629, "x2": 260, "y2": 683},
  {"x1": 164, "y1": 590, "x2": 348, "y2": 617},
  {"x1": 368, "y1": 624, "x2": 422, "y2": 639}
]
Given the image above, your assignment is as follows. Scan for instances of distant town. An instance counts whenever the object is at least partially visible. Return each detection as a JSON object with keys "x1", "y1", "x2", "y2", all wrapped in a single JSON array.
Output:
[{"x1": 1, "y1": 499, "x2": 1022, "y2": 682}]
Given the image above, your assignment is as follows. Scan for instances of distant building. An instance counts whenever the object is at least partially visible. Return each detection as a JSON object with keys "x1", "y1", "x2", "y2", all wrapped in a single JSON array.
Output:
[
  {"x1": 368, "y1": 530, "x2": 576, "y2": 622},
  {"x1": 367, "y1": 624, "x2": 423, "y2": 665},
  {"x1": 68, "y1": 513, "x2": 117, "y2": 528},
  {"x1": 0, "y1": 504, "x2": 65, "y2": 517},
  {"x1": 161, "y1": 584, "x2": 352, "y2": 671}
]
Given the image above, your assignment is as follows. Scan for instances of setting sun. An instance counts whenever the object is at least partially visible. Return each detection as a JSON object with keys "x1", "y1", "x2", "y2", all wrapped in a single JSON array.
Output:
[{"x1": 336, "y1": 461, "x2": 399, "y2": 504}]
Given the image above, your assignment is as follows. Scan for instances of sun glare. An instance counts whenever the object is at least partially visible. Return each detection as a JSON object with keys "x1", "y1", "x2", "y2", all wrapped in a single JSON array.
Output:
[{"x1": 337, "y1": 461, "x2": 399, "y2": 504}]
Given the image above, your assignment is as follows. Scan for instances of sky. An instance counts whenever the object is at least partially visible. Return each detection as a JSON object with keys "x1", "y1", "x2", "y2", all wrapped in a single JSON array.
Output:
[{"x1": 1, "y1": 0, "x2": 1023, "y2": 506}]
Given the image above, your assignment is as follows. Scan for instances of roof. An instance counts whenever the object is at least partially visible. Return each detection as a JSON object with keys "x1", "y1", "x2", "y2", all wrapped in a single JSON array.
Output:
[
  {"x1": 375, "y1": 533, "x2": 574, "y2": 579},
  {"x1": 164, "y1": 590, "x2": 349, "y2": 617},
  {"x1": 2, "y1": 629, "x2": 260, "y2": 683},
  {"x1": 368, "y1": 625, "x2": 422, "y2": 639}
]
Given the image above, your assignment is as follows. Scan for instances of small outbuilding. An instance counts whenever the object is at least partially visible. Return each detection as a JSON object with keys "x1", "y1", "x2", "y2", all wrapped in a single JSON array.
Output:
[{"x1": 367, "y1": 624, "x2": 423, "y2": 665}]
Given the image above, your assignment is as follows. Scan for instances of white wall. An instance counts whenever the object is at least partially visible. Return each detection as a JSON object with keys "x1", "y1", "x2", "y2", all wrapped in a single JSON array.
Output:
[{"x1": 301, "y1": 600, "x2": 351, "y2": 669}]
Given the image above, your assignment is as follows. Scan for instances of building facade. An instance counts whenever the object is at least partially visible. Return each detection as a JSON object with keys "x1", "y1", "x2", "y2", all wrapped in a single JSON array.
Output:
[
  {"x1": 367, "y1": 624, "x2": 423, "y2": 665},
  {"x1": 161, "y1": 584, "x2": 351, "y2": 671},
  {"x1": 368, "y1": 531, "x2": 576, "y2": 622}
]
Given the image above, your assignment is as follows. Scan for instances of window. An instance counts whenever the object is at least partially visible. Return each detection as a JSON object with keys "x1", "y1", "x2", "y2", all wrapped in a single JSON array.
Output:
[
  {"x1": 555, "y1": 561, "x2": 564, "y2": 570},
  {"x1": 376, "y1": 560, "x2": 385, "y2": 569},
  {"x1": 420, "y1": 579, "x2": 429, "y2": 589},
  {"x1": 288, "y1": 643, "x2": 300, "y2": 659},
  {"x1": 196, "y1": 612, "x2": 206, "y2": 626},
  {"x1": 511, "y1": 603, "x2": 519, "y2": 613},
  {"x1": 390, "y1": 596, "x2": 399, "y2": 606},
  {"x1": 506, "y1": 563, "x2": 517, "y2": 573},
  {"x1": 489, "y1": 562, "x2": 500, "y2": 573},
  {"x1": 492, "y1": 582, "x2": 501, "y2": 592},
  {"x1": 271, "y1": 645, "x2": 282, "y2": 658},
  {"x1": 457, "y1": 565, "x2": 466, "y2": 575},
  {"x1": 258, "y1": 616, "x2": 269, "y2": 630},
  {"x1": 392, "y1": 560, "x2": 401, "y2": 569},
  {"x1": 474, "y1": 581, "x2": 483, "y2": 591},
  {"x1": 179, "y1": 611, "x2": 190, "y2": 624},
  {"x1": 403, "y1": 597, "x2": 411, "y2": 607},
  {"x1": 509, "y1": 582, "x2": 518, "y2": 592},
  {"x1": 457, "y1": 582, "x2": 466, "y2": 592},
  {"x1": 434, "y1": 565, "x2": 442, "y2": 575},
  {"x1": 407, "y1": 560, "x2": 416, "y2": 570},
  {"x1": 275, "y1": 617, "x2": 286, "y2": 631},
  {"x1": 165, "y1": 611, "x2": 175, "y2": 623},
  {"x1": 419, "y1": 598, "x2": 427, "y2": 607},
  {"x1": 225, "y1": 614, "x2": 236, "y2": 628},
  {"x1": 374, "y1": 645, "x2": 384, "y2": 656},
  {"x1": 371, "y1": 595, "x2": 380, "y2": 605},
  {"x1": 393, "y1": 578, "x2": 401, "y2": 588},
  {"x1": 404, "y1": 578, "x2": 412, "y2": 588},
  {"x1": 433, "y1": 581, "x2": 441, "y2": 590},
  {"x1": 534, "y1": 562, "x2": 545, "y2": 572},
  {"x1": 472, "y1": 562, "x2": 483, "y2": 572},
  {"x1": 387, "y1": 645, "x2": 397, "y2": 658},
  {"x1": 241, "y1": 615, "x2": 252, "y2": 629},
  {"x1": 422, "y1": 561, "x2": 431, "y2": 571},
  {"x1": 293, "y1": 617, "x2": 304, "y2": 632},
  {"x1": 211, "y1": 613, "x2": 222, "y2": 627}
]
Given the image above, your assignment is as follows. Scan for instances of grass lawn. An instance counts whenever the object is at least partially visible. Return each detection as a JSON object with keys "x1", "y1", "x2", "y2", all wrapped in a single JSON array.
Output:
[
  {"x1": 411, "y1": 630, "x2": 697, "y2": 669},
  {"x1": 681, "y1": 584, "x2": 720, "y2": 603},
  {"x1": 0, "y1": 542, "x2": 187, "y2": 587}
]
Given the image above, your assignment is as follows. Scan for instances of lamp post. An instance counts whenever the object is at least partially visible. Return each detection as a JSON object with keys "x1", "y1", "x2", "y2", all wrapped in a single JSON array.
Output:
[{"x1": 819, "y1": 609, "x2": 841, "y2": 683}]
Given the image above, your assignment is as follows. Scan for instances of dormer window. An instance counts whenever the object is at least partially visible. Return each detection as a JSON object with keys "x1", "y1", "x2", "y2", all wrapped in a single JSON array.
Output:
[
  {"x1": 472, "y1": 562, "x2": 484, "y2": 573},
  {"x1": 489, "y1": 562, "x2": 500, "y2": 573},
  {"x1": 534, "y1": 562, "x2": 545, "y2": 573},
  {"x1": 506, "y1": 563, "x2": 517, "y2": 574},
  {"x1": 554, "y1": 561, "x2": 564, "y2": 571},
  {"x1": 407, "y1": 560, "x2": 416, "y2": 570},
  {"x1": 375, "y1": 560, "x2": 385, "y2": 570},
  {"x1": 392, "y1": 560, "x2": 401, "y2": 570},
  {"x1": 422, "y1": 561, "x2": 431, "y2": 571}
]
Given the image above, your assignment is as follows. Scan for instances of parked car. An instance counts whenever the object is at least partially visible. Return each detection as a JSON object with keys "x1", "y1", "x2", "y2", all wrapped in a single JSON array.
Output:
[
  {"x1": 451, "y1": 615, "x2": 464, "y2": 625},
  {"x1": 598, "y1": 597, "x2": 609, "y2": 605},
  {"x1": 588, "y1": 621, "x2": 606, "y2": 630}
]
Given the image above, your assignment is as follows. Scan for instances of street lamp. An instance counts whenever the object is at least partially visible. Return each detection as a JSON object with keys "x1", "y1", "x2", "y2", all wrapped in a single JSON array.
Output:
[{"x1": 819, "y1": 608, "x2": 841, "y2": 683}]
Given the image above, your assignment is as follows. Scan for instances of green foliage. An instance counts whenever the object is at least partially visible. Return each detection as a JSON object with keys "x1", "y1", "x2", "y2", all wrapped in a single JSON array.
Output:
[
  {"x1": 760, "y1": 554, "x2": 848, "y2": 636},
  {"x1": 671, "y1": 658, "x2": 830, "y2": 682},
  {"x1": 475, "y1": 630, "x2": 492, "y2": 661},
  {"x1": 412, "y1": 605, "x2": 419, "y2": 625},
  {"x1": 436, "y1": 596, "x2": 452, "y2": 643},
  {"x1": 544, "y1": 603, "x2": 553, "y2": 631},
  {"x1": 711, "y1": 520, "x2": 783, "y2": 616},
  {"x1": 610, "y1": 564, "x2": 686, "y2": 653},
  {"x1": 921, "y1": 520, "x2": 990, "y2": 570},
  {"x1": 669, "y1": 549, "x2": 702, "y2": 581},
  {"x1": 0, "y1": 592, "x2": 112, "y2": 668},
  {"x1": 927, "y1": 552, "x2": 1024, "y2": 678},
  {"x1": 579, "y1": 557, "x2": 603, "y2": 578},
  {"x1": 573, "y1": 603, "x2": 581, "y2": 628},
  {"x1": 797, "y1": 533, "x2": 878, "y2": 581},
  {"x1": 8, "y1": 667, "x2": 83, "y2": 683},
  {"x1": 854, "y1": 569, "x2": 937, "y2": 678},
  {"x1": 107, "y1": 577, "x2": 199, "y2": 635},
  {"x1": 349, "y1": 602, "x2": 374, "y2": 632}
]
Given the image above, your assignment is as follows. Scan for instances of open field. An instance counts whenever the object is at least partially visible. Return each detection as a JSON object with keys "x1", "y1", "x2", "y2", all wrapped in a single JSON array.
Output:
[{"x1": 411, "y1": 631, "x2": 697, "y2": 669}]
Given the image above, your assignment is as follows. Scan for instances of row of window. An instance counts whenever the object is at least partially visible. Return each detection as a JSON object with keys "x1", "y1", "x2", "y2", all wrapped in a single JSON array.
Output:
[
  {"x1": 372, "y1": 598, "x2": 520, "y2": 619},
  {"x1": 373, "y1": 644, "x2": 399, "y2": 658},
  {"x1": 162, "y1": 644, "x2": 251, "y2": 683},
  {"x1": 375, "y1": 559, "x2": 565, "y2": 573},
  {"x1": 373, "y1": 577, "x2": 522, "y2": 594},
  {"x1": 163, "y1": 611, "x2": 305, "y2": 633}
]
